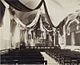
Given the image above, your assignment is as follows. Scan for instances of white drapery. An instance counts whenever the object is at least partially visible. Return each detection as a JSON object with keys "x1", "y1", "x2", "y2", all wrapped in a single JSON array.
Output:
[
  {"x1": 12, "y1": 24, "x2": 20, "y2": 49},
  {"x1": 26, "y1": 9, "x2": 40, "y2": 28},
  {"x1": 13, "y1": 9, "x2": 40, "y2": 29},
  {"x1": 0, "y1": 0, "x2": 11, "y2": 50},
  {"x1": 40, "y1": 18, "x2": 46, "y2": 39},
  {"x1": 14, "y1": 15, "x2": 26, "y2": 28}
]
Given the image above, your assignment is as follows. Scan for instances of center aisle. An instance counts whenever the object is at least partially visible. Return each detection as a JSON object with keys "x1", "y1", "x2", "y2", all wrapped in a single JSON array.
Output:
[{"x1": 41, "y1": 52, "x2": 59, "y2": 65}]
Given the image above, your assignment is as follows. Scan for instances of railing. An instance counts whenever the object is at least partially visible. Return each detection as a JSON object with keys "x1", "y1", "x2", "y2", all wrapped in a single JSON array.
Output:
[
  {"x1": 26, "y1": 46, "x2": 54, "y2": 50},
  {"x1": 0, "y1": 46, "x2": 54, "y2": 54}
]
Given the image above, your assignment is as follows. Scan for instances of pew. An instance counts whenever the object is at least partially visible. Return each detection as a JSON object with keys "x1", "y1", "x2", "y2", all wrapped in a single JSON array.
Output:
[
  {"x1": 46, "y1": 47, "x2": 80, "y2": 65},
  {"x1": 1, "y1": 49, "x2": 47, "y2": 65}
]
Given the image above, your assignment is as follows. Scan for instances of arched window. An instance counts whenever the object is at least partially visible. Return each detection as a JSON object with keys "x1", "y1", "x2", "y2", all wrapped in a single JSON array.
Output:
[{"x1": 66, "y1": 19, "x2": 80, "y2": 46}]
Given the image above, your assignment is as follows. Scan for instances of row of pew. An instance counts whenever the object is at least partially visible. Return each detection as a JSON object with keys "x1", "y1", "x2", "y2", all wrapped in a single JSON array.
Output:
[
  {"x1": 1, "y1": 49, "x2": 47, "y2": 65},
  {"x1": 46, "y1": 46, "x2": 80, "y2": 65}
]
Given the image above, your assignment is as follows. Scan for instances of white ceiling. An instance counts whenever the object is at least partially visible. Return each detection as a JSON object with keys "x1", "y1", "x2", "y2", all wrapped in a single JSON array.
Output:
[{"x1": 18, "y1": 0, "x2": 80, "y2": 26}]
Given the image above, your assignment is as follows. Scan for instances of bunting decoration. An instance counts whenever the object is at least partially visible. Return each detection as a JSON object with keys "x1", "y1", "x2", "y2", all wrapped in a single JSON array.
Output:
[
  {"x1": 0, "y1": 0, "x2": 56, "y2": 49},
  {"x1": 40, "y1": 18, "x2": 45, "y2": 31}
]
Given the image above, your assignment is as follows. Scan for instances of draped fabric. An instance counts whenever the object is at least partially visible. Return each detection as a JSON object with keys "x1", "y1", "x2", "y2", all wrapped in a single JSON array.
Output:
[
  {"x1": 12, "y1": 24, "x2": 20, "y2": 49},
  {"x1": 20, "y1": 30, "x2": 25, "y2": 42},
  {"x1": 3, "y1": 10, "x2": 10, "y2": 39},
  {"x1": 40, "y1": 18, "x2": 45, "y2": 31},
  {"x1": 41, "y1": 14, "x2": 53, "y2": 32},
  {"x1": 40, "y1": 17, "x2": 47, "y2": 39},
  {"x1": 5, "y1": 0, "x2": 43, "y2": 12},
  {"x1": 32, "y1": 16, "x2": 42, "y2": 37},
  {"x1": 57, "y1": 17, "x2": 67, "y2": 35},
  {"x1": 43, "y1": 0, "x2": 55, "y2": 27},
  {"x1": 28, "y1": 15, "x2": 41, "y2": 32},
  {"x1": 1, "y1": 6, "x2": 11, "y2": 50},
  {"x1": 27, "y1": 10, "x2": 41, "y2": 28},
  {"x1": 14, "y1": 15, "x2": 26, "y2": 28},
  {"x1": 19, "y1": 13, "x2": 41, "y2": 44},
  {"x1": 13, "y1": 10, "x2": 40, "y2": 29},
  {"x1": 10, "y1": 19, "x2": 17, "y2": 36},
  {"x1": 24, "y1": 30, "x2": 28, "y2": 46},
  {"x1": 12, "y1": 16, "x2": 27, "y2": 48},
  {"x1": 42, "y1": 30, "x2": 46, "y2": 39},
  {"x1": 0, "y1": 1, "x2": 5, "y2": 26},
  {"x1": 42, "y1": 24, "x2": 52, "y2": 32}
]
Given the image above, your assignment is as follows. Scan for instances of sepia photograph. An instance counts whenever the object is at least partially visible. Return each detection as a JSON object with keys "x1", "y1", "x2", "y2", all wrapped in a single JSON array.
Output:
[{"x1": 0, "y1": 0, "x2": 80, "y2": 65}]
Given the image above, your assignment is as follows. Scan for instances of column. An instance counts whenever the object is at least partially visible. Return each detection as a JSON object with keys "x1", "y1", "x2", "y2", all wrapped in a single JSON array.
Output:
[
  {"x1": 51, "y1": 31, "x2": 54, "y2": 46},
  {"x1": 71, "y1": 32, "x2": 75, "y2": 46}
]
